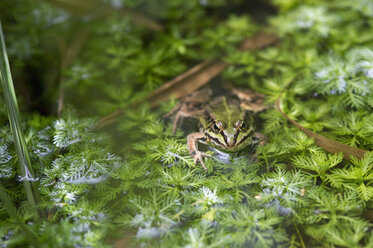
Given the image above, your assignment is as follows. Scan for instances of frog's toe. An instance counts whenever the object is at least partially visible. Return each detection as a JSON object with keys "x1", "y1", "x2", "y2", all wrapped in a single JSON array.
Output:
[
  {"x1": 200, "y1": 152, "x2": 211, "y2": 158},
  {"x1": 199, "y1": 158, "x2": 208, "y2": 171},
  {"x1": 193, "y1": 151, "x2": 208, "y2": 171}
]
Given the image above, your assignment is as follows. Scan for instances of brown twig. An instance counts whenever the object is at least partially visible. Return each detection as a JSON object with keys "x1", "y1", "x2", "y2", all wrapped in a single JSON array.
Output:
[
  {"x1": 275, "y1": 94, "x2": 368, "y2": 160},
  {"x1": 120, "y1": 8, "x2": 164, "y2": 32},
  {"x1": 238, "y1": 32, "x2": 277, "y2": 51},
  {"x1": 98, "y1": 32, "x2": 278, "y2": 128},
  {"x1": 147, "y1": 60, "x2": 228, "y2": 107},
  {"x1": 112, "y1": 232, "x2": 135, "y2": 248},
  {"x1": 146, "y1": 33, "x2": 278, "y2": 107}
]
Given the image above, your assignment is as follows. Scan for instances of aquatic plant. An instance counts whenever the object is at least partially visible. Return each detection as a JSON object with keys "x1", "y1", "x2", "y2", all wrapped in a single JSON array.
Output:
[{"x1": 0, "y1": 0, "x2": 372, "y2": 247}]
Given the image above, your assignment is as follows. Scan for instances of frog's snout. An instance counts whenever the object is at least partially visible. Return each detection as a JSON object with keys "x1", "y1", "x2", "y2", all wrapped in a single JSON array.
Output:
[{"x1": 226, "y1": 135, "x2": 235, "y2": 147}]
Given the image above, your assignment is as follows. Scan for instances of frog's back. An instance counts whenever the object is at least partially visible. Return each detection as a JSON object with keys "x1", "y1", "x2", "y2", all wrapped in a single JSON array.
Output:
[{"x1": 207, "y1": 96, "x2": 244, "y2": 125}]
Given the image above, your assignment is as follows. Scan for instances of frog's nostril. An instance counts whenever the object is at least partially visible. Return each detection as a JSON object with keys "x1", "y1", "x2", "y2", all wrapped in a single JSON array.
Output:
[{"x1": 227, "y1": 136, "x2": 234, "y2": 146}]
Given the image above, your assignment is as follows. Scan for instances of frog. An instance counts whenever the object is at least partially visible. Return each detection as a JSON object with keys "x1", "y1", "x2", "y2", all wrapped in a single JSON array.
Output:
[{"x1": 165, "y1": 87, "x2": 267, "y2": 171}]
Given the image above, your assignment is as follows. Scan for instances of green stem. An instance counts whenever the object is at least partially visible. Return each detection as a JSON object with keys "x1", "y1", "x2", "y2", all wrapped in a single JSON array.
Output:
[
  {"x1": 0, "y1": 21, "x2": 43, "y2": 219},
  {"x1": 294, "y1": 223, "x2": 306, "y2": 248},
  {"x1": 0, "y1": 184, "x2": 38, "y2": 244}
]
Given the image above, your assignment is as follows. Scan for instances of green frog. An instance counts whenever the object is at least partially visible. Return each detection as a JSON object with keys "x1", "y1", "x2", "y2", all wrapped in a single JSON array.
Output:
[{"x1": 165, "y1": 88, "x2": 267, "y2": 171}]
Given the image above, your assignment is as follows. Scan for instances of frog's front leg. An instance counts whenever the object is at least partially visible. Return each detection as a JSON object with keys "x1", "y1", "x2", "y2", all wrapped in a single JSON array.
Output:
[
  {"x1": 231, "y1": 88, "x2": 268, "y2": 113},
  {"x1": 187, "y1": 132, "x2": 211, "y2": 171}
]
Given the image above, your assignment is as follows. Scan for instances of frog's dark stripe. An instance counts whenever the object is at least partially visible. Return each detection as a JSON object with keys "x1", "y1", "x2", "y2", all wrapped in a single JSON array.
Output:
[
  {"x1": 205, "y1": 132, "x2": 224, "y2": 147},
  {"x1": 233, "y1": 130, "x2": 239, "y2": 145},
  {"x1": 222, "y1": 131, "x2": 229, "y2": 147},
  {"x1": 236, "y1": 129, "x2": 254, "y2": 146},
  {"x1": 207, "y1": 123, "x2": 215, "y2": 129},
  {"x1": 234, "y1": 128, "x2": 253, "y2": 145},
  {"x1": 204, "y1": 110, "x2": 216, "y2": 123}
]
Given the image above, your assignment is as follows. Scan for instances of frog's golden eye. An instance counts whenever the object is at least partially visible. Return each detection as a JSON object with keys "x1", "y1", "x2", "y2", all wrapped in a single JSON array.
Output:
[
  {"x1": 213, "y1": 123, "x2": 220, "y2": 132},
  {"x1": 234, "y1": 120, "x2": 242, "y2": 128},
  {"x1": 239, "y1": 120, "x2": 248, "y2": 131},
  {"x1": 211, "y1": 121, "x2": 225, "y2": 134}
]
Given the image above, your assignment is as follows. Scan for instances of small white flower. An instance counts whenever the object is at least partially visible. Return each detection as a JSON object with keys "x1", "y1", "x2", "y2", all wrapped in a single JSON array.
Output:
[
  {"x1": 262, "y1": 176, "x2": 288, "y2": 196},
  {"x1": 337, "y1": 76, "x2": 347, "y2": 93},
  {"x1": 297, "y1": 20, "x2": 314, "y2": 28},
  {"x1": 315, "y1": 69, "x2": 329, "y2": 79},
  {"x1": 64, "y1": 192, "x2": 76, "y2": 203},
  {"x1": 184, "y1": 228, "x2": 204, "y2": 248},
  {"x1": 199, "y1": 186, "x2": 221, "y2": 206}
]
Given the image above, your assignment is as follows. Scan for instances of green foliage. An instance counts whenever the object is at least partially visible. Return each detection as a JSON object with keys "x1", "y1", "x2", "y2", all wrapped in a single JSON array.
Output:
[
  {"x1": 1, "y1": 0, "x2": 373, "y2": 247},
  {"x1": 272, "y1": 6, "x2": 340, "y2": 43},
  {"x1": 123, "y1": 190, "x2": 181, "y2": 238},
  {"x1": 327, "y1": 152, "x2": 373, "y2": 201},
  {"x1": 326, "y1": 111, "x2": 373, "y2": 149},
  {"x1": 292, "y1": 151, "x2": 343, "y2": 182},
  {"x1": 306, "y1": 218, "x2": 371, "y2": 248},
  {"x1": 218, "y1": 204, "x2": 288, "y2": 247},
  {"x1": 0, "y1": 111, "x2": 119, "y2": 246}
]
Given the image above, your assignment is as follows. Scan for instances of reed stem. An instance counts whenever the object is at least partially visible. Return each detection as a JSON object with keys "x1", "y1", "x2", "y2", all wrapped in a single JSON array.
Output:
[{"x1": 0, "y1": 21, "x2": 42, "y2": 220}]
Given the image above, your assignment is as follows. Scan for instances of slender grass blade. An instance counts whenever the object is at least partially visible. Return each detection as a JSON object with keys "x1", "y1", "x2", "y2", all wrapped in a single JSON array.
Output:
[{"x1": 0, "y1": 21, "x2": 42, "y2": 219}]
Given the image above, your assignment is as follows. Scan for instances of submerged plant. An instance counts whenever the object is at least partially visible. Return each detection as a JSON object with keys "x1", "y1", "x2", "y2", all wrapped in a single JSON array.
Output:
[{"x1": 1, "y1": 0, "x2": 373, "y2": 247}]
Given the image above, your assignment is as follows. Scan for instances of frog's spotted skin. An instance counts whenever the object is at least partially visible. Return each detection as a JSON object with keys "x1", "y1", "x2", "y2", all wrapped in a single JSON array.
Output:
[
  {"x1": 201, "y1": 97, "x2": 256, "y2": 153},
  {"x1": 167, "y1": 88, "x2": 267, "y2": 171}
]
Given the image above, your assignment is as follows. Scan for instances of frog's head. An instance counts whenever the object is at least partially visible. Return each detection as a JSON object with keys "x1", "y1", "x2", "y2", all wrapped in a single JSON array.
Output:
[{"x1": 202, "y1": 98, "x2": 255, "y2": 152}]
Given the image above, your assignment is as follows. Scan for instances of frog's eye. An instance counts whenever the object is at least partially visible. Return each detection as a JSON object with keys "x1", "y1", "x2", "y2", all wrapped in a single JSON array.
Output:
[
  {"x1": 239, "y1": 121, "x2": 248, "y2": 131},
  {"x1": 234, "y1": 120, "x2": 247, "y2": 130},
  {"x1": 234, "y1": 120, "x2": 242, "y2": 128},
  {"x1": 211, "y1": 122, "x2": 223, "y2": 134}
]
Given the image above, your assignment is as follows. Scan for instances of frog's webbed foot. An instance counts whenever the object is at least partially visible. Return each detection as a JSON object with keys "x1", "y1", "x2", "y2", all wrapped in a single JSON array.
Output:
[
  {"x1": 170, "y1": 111, "x2": 185, "y2": 135},
  {"x1": 163, "y1": 102, "x2": 181, "y2": 119},
  {"x1": 163, "y1": 103, "x2": 183, "y2": 134},
  {"x1": 192, "y1": 151, "x2": 211, "y2": 171},
  {"x1": 231, "y1": 88, "x2": 269, "y2": 113},
  {"x1": 187, "y1": 132, "x2": 211, "y2": 171},
  {"x1": 164, "y1": 89, "x2": 212, "y2": 135}
]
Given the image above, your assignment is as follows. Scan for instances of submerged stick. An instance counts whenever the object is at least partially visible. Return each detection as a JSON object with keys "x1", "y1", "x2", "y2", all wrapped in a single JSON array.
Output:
[
  {"x1": 98, "y1": 32, "x2": 278, "y2": 128},
  {"x1": 275, "y1": 95, "x2": 368, "y2": 160}
]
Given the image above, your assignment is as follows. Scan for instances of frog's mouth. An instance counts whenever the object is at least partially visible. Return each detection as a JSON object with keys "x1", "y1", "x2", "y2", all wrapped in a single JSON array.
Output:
[
  {"x1": 205, "y1": 131, "x2": 250, "y2": 153},
  {"x1": 213, "y1": 144, "x2": 245, "y2": 153},
  {"x1": 208, "y1": 138, "x2": 247, "y2": 153}
]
